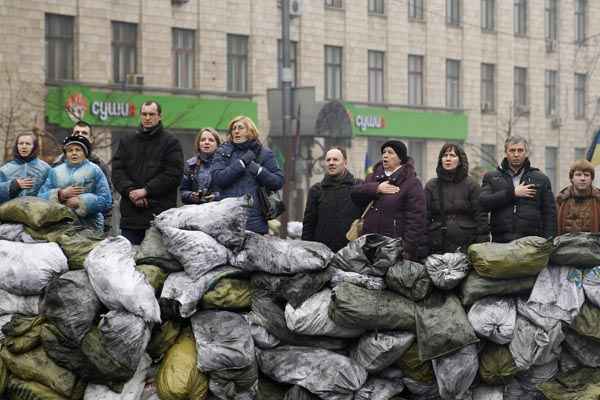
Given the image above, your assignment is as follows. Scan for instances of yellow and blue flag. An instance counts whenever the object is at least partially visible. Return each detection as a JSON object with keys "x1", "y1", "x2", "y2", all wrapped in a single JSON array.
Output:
[{"x1": 587, "y1": 129, "x2": 600, "y2": 166}]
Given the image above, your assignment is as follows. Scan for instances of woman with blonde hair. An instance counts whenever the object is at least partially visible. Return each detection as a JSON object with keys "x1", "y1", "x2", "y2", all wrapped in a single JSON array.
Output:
[
  {"x1": 180, "y1": 127, "x2": 221, "y2": 204},
  {"x1": 211, "y1": 116, "x2": 284, "y2": 234}
]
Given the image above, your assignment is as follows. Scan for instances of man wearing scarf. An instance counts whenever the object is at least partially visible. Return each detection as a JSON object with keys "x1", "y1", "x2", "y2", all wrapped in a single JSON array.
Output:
[
  {"x1": 557, "y1": 159, "x2": 600, "y2": 234},
  {"x1": 112, "y1": 100, "x2": 183, "y2": 244}
]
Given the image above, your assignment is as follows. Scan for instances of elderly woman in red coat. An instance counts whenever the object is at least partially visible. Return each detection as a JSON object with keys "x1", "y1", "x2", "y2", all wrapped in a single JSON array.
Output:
[{"x1": 351, "y1": 140, "x2": 428, "y2": 260}]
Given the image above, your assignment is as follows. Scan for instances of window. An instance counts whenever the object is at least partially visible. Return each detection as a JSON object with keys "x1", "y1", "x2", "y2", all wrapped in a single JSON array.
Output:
[
  {"x1": 545, "y1": 70, "x2": 558, "y2": 116},
  {"x1": 514, "y1": 0, "x2": 527, "y2": 35},
  {"x1": 446, "y1": 59, "x2": 461, "y2": 109},
  {"x1": 409, "y1": 0, "x2": 424, "y2": 20},
  {"x1": 447, "y1": 0, "x2": 461, "y2": 26},
  {"x1": 112, "y1": 21, "x2": 137, "y2": 83},
  {"x1": 575, "y1": 147, "x2": 587, "y2": 161},
  {"x1": 514, "y1": 67, "x2": 528, "y2": 110},
  {"x1": 325, "y1": 46, "x2": 342, "y2": 100},
  {"x1": 481, "y1": 63, "x2": 496, "y2": 112},
  {"x1": 173, "y1": 29, "x2": 195, "y2": 89},
  {"x1": 575, "y1": 73, "x2": 587, "y2": 118},
  {"x1": 408, "y1": 55, "x2": 424, "y2": 106},
  {"x1": 545, "y1": 146, "x2": 558, "y2": 190},
  {"x1": 45, "y1": 14, "x2": 74, "y2": 81},
  {"x1": 325, "y1": 0, "x2": 343, "y2": 8},
  {"x1": 227, "y1": 34, "x2": 248, "y2": 93},
  {"x1": 368, "y1": 0, "x2": 385, "y2": 14},
  {"x1": 368, "y1": 51, "x2": 384, "y2": 103},
  {"x1": 481, "y1": 144, "x2": 497, "y2": 170},
  {"x1": 575, "y1": 0, "x2": 586, "y2": 45},
  {"x1": 278, "y1": 40, "x2": 298, "y2": 88},
  {"x1": 545, "y1": 0, "x2": 558, "y2": 41},
  {"x1": 481, "y1": 0, "x2": 495, "y2": 31}
]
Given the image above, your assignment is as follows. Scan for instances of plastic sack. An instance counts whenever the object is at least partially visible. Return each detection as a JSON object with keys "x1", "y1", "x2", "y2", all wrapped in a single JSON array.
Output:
[
  {"x1": 329, "y1": 282, "x2": 416, "y2": 331},
  {"x1": 0, "y1": 197, "x2": 76, "y2": 229},
  {"x1": 154, "y1": 196, "x2": 249, "y2": 250},
  {"x1": 0, "y1": 314, "x2": 12, "y2": 341},
  {"x1": 208, "y1": 363, "x2": 258, "y2": 400},
  {"x1": 257, "y1": 345, "x2": 367, "y2": 400},
  {"x1": 284, "y1": 289, "x2": 365, "y2": 338},
  {"x1": 402, "y1": 377, "x2": 438, "y2": 398},
  {"x1": 283, "y1": 385, "x2": 318, "y2": 400},
  {"x1": 472, "y1": 386, "x2": 504, "y2": 400},
  {"x1": 160, "y1": 266, "x2": 243, "y2": 319},
  {"x1": 135, "y1": 264, "x2": 168, "y2": 294},
  {"x1": 479, "y1": 343, "x2": 518, "y2": 385},
  {"x1": 572, "y1": 302, "x2": 600, "y2": 342},
  {"x1": 6, "y1": 376, "x2": 75, "y2": 400},
  {"x1": 415, "y1": 292, "x2": 479, "y2": 361},
  {"x1": 385, "y1": 260, "x2": 432, "y2": 301},
  {"x1": 41, "y1": 270, "x2": 102, "y2": 344},
  {"x1": 157, "y1": 329, "x2": 208, "y2": 400},
  {"x1": 52, "y1": 226, "x2": 103, "y2": 270},
  {"x1": 559, "y1": 348, "x2": 581, "y2": 374},
  {"x1": 0, "y1": 288, "x2": 39, "y2": 316},
  {"x1": 563, "y1": 329, "x2": 600, "y2": 367},
  {"x1": 191, "y1": 310, "x2": 255, "y2": 372},
  {"x1": 467, "y1": 297, "x2": 516, "y2": 344},
  {"x1": 286, "y1": 221, "x2": 303, "y2": 240},
  {"x1": 251, "y1": 269, "x2": 332, "y2": 308},
  {"x1": 330, "y1": 268, "x2": 386, "y2": 290},
  {"x1": 0, "y1": 240, "x2": 68, "y2": 295},
  {"x1": 0, "y1": 223, "x2": 40, "y2": 243},
  {"x1": 432, "y1": 344, "x2": 478, "y2": 400},
  {"x1": 424, "y1": 252, "x2": 470, "y2": 290},
  {"x1": 0, "y1": 345, "x2": 80, "y2": 398},
  {"x1": 583, "y1": 266, "x2": 600, "y2": 308},
  {"x1": 251, "y1": 293, "x2": 347, "y2": 350},
  {"x1": 158, "y1": 227, "x2": 229, "y2": 280},
  {"x1": 395, "y1": 341, "x2": 434, "y2": 383},
  {"x1": 85, "y1": 237, "x2": 161, "y2": 323},
  {"x1": 509, "y1": 315, "x2": 564, "y2": 370},
  {"x1": 539, "y1": 367, "x2": 600, "y2": 400},
  {"x1": 231, "y1": 232, "x2": 332, "y2": 275},
  {"x1": 134, "y1": 226, "x2": 183, "y2": 272},
  {"x1": 460, "y1": 271, "x2": 536, "y2": 306},
  {"x1": 329, "y1": 234, "x2": 403, "y2": 277},
  {"x1": 84, "y1": 354, "x2": 152, "y2": 400},
  {"x1": 350, "y1": 331, "x2": 415, "y2": 373},
  {"x1": 202, "y1": 278, "x2": 252, "y2": 310},
  {"x1": 524, "y1": 266, "x2": 585, "y2": 327},
  {"x1": 468, "y1": 236, "x2": 553, "y2": 279},
  {"x1": 2, "y1": 315, "x2": 45, "y2": 355},
  {"x1": 147, "y1": 321, "x2": 181, "y2": 360},
  {"x1": 551, "y1": 232, "x2": 600, "y2": 268},
  {"x1": 353, "y1": 377, "x2": 405, "y2": 400},
  {"x1": 244, "y1": 312, "x2": 280, "y2": 349}
]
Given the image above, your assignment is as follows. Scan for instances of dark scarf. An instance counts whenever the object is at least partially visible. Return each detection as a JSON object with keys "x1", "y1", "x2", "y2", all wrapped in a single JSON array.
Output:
[
  {"x1": 139, "y1": 121, "x2": 163, "y2": 136},
  {"x1": 13, "y1": 138, "x2": 39, "y2": 163},
  {"x1": 322, "y1": 170, "x2": 351, "y2": 188}
]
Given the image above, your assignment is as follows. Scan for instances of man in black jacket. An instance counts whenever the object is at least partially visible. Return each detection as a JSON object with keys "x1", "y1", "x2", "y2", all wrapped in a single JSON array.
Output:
[
  {"x1": 302, "y1": 147, "x2": 363, "y2": 252},
  {"x1": 112, "y1": 100, "x2": 183, "y2": 244},
  {"x1": 479, "y1": 136, "x2": 556, "y2": 243}
]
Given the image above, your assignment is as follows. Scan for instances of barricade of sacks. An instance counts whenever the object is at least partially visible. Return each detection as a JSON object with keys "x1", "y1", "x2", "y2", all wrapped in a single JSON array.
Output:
[{"x1": 1, "y1": 196, "x2": 600, "y2": 399}]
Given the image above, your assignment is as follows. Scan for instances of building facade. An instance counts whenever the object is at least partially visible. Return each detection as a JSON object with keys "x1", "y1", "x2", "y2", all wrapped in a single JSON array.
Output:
[{"x1": 1, "y1": 0, "x2": 599, "y2": 218}]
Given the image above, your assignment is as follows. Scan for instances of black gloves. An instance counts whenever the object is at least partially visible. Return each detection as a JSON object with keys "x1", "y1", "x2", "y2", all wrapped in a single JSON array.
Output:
[
  {"x1": 247, "y1": 161, "x2": 261, "y2": 176},
  {"x1": 240, "y1": 150, "x2": 256, "y2": 166}
]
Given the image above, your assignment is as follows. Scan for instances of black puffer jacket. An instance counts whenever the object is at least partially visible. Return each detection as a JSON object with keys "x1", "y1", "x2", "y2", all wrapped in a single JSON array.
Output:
[
  {"x1": 112, "y1": 123, "x2": 184, "y2": 230},
  {"x1": 425, "y1": 146, "x2": 489, "y2": 254},
  {"x1": 479, "y1": 158, "x2": 556, "y2": 243},
  {"x1": 301, "y1": 171, "x2": 363, "y2": 252}
]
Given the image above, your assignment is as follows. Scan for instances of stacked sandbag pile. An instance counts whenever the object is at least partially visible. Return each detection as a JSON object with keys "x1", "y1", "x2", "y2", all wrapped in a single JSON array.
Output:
[{"x1": 3, "y1": 196, "x2": 600, "y2": 400}]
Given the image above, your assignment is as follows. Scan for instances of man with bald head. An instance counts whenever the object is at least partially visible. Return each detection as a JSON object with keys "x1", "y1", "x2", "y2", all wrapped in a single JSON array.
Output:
[{"x1": 302, "y1": 147, "x2": 363, "y2": 251}]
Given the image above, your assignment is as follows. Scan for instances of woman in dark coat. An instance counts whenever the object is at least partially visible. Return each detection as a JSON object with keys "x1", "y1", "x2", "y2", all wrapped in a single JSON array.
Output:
[
  {"x1": 211, "y1": 116, "x2": 284, "y2": 234},
  {"x1": 180, "y1": 127, "x2": 221, "y2": 204},
  {"x1": 425, "y1": 143, "x2": 489, "y2": 254},
  {"x1": 351, "y1": 140, "x2": 428, "y2": 260}
]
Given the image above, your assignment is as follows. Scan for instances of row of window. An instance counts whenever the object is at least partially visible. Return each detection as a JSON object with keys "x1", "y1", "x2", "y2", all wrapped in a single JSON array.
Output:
[{"x1": 326, "y1": 0, "x2": 587, "y2": 46}]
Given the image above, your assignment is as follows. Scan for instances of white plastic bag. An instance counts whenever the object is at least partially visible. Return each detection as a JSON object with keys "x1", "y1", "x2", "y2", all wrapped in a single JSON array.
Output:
[
  {"x1": 467, "y1": 297, "x2": 516, "y2": 344},
  {"x1": 0, "y1": 288, "x2": 39, "y2": 316},
  {"x1": 85, "y1": 237, "x2": 161, "y2": 323},
  {"x1": 432, "y1": 344, "x2": 478, "y2": 400},
  {"x1": 425, "y1": 252, "x2": 470, "y2": 290}
]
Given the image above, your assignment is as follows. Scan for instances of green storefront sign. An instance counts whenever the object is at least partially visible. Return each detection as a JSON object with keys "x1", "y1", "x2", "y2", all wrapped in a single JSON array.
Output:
[
  {"x1": 46, "y1": 85, "x2": 258, "y2": 131},
  {"x1": 344, "y1": 103, "x2": 468, "y2": 140}
]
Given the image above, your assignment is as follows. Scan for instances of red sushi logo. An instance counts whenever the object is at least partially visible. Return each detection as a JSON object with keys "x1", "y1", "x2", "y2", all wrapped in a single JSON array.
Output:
[{"x1": 65, "y1": 93, "x2": 89, "y2": 122}]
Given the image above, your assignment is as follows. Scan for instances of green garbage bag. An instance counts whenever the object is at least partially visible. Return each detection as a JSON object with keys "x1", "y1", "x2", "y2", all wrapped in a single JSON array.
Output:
[
  {"x1": 551, "y1": 233, "x2": 600, "y2": 268},
  {"x1": 147, "y1": 321, "x2": 182, "y2": 360},
  {"x1": 460, "y1": 271, "x2": 536, "y2": 306},
  {"x1": 539, "y1": 367, "x2": 600, "y2": 400},
  {"x1": 479, "y1": 343, "x2": 518, "y2": 385},
  {"x1": 53, "y1": 228, "x2": 102, "y2": 270},
  {"x1": 395, "y1": 341, "x2": 434, "y2": 383},
  {"x1": 0, "y1": 346, "x2": 80, "y2": 399},
  {"x1": 572, "y1": 303, "x2": 600, "y2": 342},
  {"x1": 0, "y1": 356, "x2": 7, "y2": 396},
  {"x1": 202, "y1": 278, "x2": 252, "y2": 309},
  {"x1": 329, "y1": 282, "x2": 416, "y2": 331},
  {"x1": 0, "y1": 197, "x2": 75, "y2": 229},
  {"x1": 2, "y1": 316, "x2": 45, "y2": 355},
  {"x1": 415, "y1": 292, "x2": 478, "y2": 361},
  {"x1": 135, "y1": 264, "x2": 168, "y2": 294},
  {"x1": 156, "y1": 329, "x2": 208, "y2": 400},
  {"x1": 6, "y1": 377, "x2": 68, "y2": 400},
  {"x1": 468, "y1": 236, "x2": 553, "y2": 279}
]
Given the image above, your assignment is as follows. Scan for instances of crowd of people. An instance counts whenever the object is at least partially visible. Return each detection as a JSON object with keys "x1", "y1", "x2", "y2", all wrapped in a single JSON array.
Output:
[{"x1": 1, "y1": 99, "x2": 598, "y2": 258}]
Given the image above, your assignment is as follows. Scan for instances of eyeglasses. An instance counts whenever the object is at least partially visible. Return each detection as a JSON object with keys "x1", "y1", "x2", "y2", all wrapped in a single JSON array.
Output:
[{"x1": 232, "y1": 124, "x2": 246, "y2": 131}]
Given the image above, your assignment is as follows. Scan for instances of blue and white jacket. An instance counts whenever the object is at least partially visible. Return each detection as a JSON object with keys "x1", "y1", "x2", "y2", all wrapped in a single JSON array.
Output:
[
  {"x1": 38, "y1": 159, "x2": 112, "y2": 231},
  {"x1": 0, "y1": 158, "x2": 50, "y2": 202}
]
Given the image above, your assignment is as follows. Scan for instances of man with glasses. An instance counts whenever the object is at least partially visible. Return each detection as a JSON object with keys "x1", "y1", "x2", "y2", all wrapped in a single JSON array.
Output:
[{"x1": 112, "y1": 100, "x2": 183, "y2": 244}]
